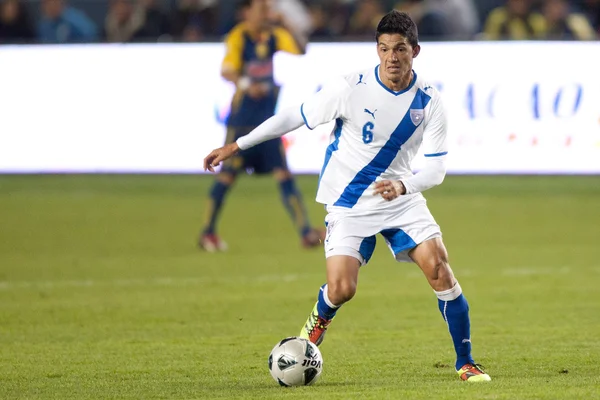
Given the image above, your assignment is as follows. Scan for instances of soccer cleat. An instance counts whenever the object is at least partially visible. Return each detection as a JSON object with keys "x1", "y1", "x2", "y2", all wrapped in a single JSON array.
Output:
[
  {"x1": 198, "y1": 233, "x2": 228, "y2": 252},
  {"x1": 299, "y1": 302, "x2": 332, "y2": 346},
  {"x1": 457, "y1": 363, "x2": 491, "y2": 382},
  {"x1": 302, "y1": 228, "x2": 326, "y2": 249}
]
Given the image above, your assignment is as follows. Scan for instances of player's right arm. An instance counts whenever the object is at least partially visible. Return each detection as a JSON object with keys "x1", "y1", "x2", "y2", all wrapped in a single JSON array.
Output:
[
  {"x1": 221, "y1": 26, "x2": 243, "y2": 83},
  {"x1": 203, "y1": 107, "x2": 304, "y2": 172},
  {"x1": 374, "y1": 90, "x2": 448, "y2": 200},
  {"x1": 203, "y1": 78, "x2": 350, "y2": 172},
  {"x1": 399, "y1": 92, "x2": 448, "y2": 194}
]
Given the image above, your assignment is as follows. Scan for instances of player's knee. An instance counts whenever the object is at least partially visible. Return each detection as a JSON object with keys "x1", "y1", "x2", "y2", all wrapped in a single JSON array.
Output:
[
  {"x1": 217, "y1": 173, "x2": 236, "y2": 185},
  {"x1": 327, "y1": 279, "x2": 357, "y2": 305},
  {"x1": 273, "y1": 168, "x2": 292, "y2": 182},
  {"x1": 425, "y1": 252, "x2": 454, "y2": 291}
]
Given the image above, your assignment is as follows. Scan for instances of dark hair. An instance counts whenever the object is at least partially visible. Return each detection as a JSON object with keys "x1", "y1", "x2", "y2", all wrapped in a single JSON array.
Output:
[{"x1": 376, "y1": 10, "x2": 419, "y2": 48}]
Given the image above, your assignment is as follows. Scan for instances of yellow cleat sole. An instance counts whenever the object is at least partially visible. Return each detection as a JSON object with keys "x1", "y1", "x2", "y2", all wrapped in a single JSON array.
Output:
[{"x1": 462, "y1": 374, "x2": 491, "y2": 382}]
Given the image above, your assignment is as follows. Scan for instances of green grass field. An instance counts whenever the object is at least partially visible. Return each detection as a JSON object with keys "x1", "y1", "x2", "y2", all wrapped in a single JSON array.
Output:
[{"x1": 0, "y1": 174, "x2": 599, "y2": 399}]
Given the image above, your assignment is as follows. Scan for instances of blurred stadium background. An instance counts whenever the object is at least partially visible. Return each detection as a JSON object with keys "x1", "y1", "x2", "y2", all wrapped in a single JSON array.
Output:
[
  {"x1": 1, "y1": 0, "x2": 599, "y2": 399},
  {"x1": 1, "y1": 0, "x2": 600, "y2": 43}
]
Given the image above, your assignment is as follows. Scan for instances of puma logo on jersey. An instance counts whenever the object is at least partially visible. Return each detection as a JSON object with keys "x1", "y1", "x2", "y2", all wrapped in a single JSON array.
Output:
[
  {"x1": 356, "y1": 74, "x2": 366, "y2": 85},
  {"x1": 364, "y1": 108, "x2": 377, "y2": 119}
]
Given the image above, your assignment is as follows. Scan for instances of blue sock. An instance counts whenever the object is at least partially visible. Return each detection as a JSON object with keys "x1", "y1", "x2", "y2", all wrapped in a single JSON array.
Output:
[
  {"x1": 316, "y1": 284, "x2": 339, "y2": 320},
  {"x1": 203, "y1": 181, "x2": 230, "y2": 234},
  {"x1": 279, "y1": 178, "x2": 311, "y2": 237},
  {"x1": 436, "y1": 283, "x2": 475, "y2": 370}
]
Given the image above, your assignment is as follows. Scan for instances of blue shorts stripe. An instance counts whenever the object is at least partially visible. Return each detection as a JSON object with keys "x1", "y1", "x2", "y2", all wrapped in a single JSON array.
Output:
[
  {"x1": 358, "y1": 235, "x2": 377, "y2": 264},
  {"x1": 333, "y1": 89, "x2": 432, "y2": 208},
  {"x1": 380, "y1": 228, "x2": 417, "y2": 255}
]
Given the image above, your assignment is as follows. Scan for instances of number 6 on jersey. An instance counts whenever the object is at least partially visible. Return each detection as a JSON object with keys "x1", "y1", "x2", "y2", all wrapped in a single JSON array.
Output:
[{"x1": 362, "y1": 122, "x2": 374, "y2": 144}]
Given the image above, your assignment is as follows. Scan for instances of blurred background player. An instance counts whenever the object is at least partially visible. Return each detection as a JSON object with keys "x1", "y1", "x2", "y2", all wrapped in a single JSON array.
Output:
[
  {"x1": 541, "y1": 0, "x2": 596, "y2": 40},
  {"x1": 199, "y1": 0, "x2": 323, "y2": 252},
  {"x1": 483, "y1": 0, "x2": 546, "y2": 40}
]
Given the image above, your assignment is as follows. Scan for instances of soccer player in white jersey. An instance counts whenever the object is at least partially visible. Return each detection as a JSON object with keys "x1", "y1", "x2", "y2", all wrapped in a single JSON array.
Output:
[{"x1": 204, "y1": 10, "x2": 491, "y2": 382}]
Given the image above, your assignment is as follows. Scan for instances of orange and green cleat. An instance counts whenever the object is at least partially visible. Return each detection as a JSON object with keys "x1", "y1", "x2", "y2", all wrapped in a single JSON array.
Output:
[
  {"x1": 457, "y1": 363, "x2": 491, "y2": 382},
  {"x1": 299, "y1": 302, "x2": 332, "y2": 346}
]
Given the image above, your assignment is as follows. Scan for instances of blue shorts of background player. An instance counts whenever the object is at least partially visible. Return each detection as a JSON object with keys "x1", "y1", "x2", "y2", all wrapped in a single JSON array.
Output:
[
  {"x1": 199, "y1": 125, "x2": 324, "y2": 252},
  {"x1": 222, "y1": 128, "x2": 288, "y2": 175}
]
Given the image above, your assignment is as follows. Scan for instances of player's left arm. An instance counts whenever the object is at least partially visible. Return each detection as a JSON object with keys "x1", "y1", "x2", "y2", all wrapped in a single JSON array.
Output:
[{"x1": 374, "y1": 92, "x2": 448, "y2": 200}]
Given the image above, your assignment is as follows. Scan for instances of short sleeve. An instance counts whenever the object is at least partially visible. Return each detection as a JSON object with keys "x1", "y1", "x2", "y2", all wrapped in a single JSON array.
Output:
[
  {"x1": 300, "y1": 77, "x2": 350, "y2": 130},
  {"x1": 421, "y1": 93, "x2": 448, "y2": 157},
  {"x1": 274, "y1": 27, "x2": 302, "y2": 55},
  {"x1": 221, "y1": 28, "x2": 243, "y2": 73}
]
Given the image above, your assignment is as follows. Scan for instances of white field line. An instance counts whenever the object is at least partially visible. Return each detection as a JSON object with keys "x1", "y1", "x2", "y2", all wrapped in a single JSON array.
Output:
[
  {"x1": 0, "y1": 274, "x2": 300, "y2": 291},
  {"x1": 501, "y1": 266, "x2": 573, "y2": 276},
  {"x1": 0, "y1": 266, "x2": 592, "y2": 291},
  {"x1": 405, "y1": 266, "x2": 579, "y2": 278}
]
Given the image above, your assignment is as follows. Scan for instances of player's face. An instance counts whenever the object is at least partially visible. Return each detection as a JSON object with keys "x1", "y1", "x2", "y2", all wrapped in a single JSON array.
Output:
[
  {"x1": 246, "y1": 0, "x2": 271, "y2": 27},
  {"x1": 376, "y1": 34, "x2": 420, "y2": 83}
]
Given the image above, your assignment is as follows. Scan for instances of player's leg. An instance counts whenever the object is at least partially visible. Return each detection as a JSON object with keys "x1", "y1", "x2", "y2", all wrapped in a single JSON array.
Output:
[
  {"x1": 199, "y1": 171, "x2": 237, "y2": 251},
  {"x1": 261, "y1": 138, "x2": 323, "y2": 247},
  {"x1": 272, "y1": 167, "x2": 323, "y2": 246},
  {"x1": 409, "y1": 238, "x2": 491, "y2": 382},
  {"x1": 300, "y1": 255, "x2": 360, "y2": 346},
  {"x1": 300, "y1": 215, "x2": 376, "y2": 346},
  {"x1": 199, "y1": 128, "x2": 242, "y2": 251}
]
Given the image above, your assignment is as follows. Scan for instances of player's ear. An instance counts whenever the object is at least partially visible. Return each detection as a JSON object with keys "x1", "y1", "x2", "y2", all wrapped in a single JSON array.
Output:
[{"x1": 412, "y1": 44, "x2": 421, "y2": 58}]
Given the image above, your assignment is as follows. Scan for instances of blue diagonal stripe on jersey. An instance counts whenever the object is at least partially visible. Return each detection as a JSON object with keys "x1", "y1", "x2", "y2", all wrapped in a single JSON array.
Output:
[
  {"x1": 318, "y1": 118, "x2": 343, "y2": 189},
  {"x1": 333, "y1": 89, "x2": 432, "y2": 208}
]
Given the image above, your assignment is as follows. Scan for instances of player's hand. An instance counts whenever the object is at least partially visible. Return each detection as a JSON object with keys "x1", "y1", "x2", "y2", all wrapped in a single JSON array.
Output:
[
  {"x1": 247, "y1": 83, "x2": 270, "y2": 99},
  {"x1": 204, "y1": 142, "x2": 240, "y2": 173},
  {"x1": 373, "y1": 180, "x2": 406, "y2": 201}
]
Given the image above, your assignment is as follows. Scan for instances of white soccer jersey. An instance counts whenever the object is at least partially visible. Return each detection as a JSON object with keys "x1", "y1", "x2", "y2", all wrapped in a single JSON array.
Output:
[{"x1": 301, "y1": 65, "x2": 448, "y2": 210}]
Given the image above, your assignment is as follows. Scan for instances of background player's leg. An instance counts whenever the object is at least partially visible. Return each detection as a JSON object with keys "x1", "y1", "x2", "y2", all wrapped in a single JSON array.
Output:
[
  {"x1": 272, "y1": 168, "x2": 324, "y2": 247},
  {"x1": 273, "y1": 168, "x2": 310, "y2": 235},
  {"x1": 409, "y1": 238, "x2": 489, "y2": 381},
  {"x1": 200, "y1": 126, "x2": 244, "y2": 252},
  {"x1": 259, "y1": 138, "x2": 322, "y2": 247},
  {"x1": 200, "y1": 172, "x2": 236, "y2": 251}
]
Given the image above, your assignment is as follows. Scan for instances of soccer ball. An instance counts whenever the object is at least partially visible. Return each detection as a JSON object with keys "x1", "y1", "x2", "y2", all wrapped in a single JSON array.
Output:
[{"x1": 268, "y1": 336, "x2": 323, "y2": 387}]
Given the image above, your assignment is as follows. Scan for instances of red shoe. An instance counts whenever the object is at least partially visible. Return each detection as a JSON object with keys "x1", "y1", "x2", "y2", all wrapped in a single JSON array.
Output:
[
  {"x1": 302, "y1": 228, "x2": 325, "y2": 249},
  {"x1": 199, "y1": 233, "x2": 228, "y2": 252},
  {"x1": 299, "y1": 302, "x2": 332, "y2": 346}
]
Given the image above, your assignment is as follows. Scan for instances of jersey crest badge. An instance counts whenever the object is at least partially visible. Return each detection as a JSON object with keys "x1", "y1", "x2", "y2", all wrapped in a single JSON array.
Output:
[{"x1": 410, "y1": 109, "x2": 424, "y2": 126}]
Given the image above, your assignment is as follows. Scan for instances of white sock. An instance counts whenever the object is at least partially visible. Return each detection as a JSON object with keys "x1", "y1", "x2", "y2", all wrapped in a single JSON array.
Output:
[
  {"x1": 322, "y1": 284, "x2": 339, "y2": 309},
  {"x1": 434, "y1": 282, "x2": 462, "y2": 301}
]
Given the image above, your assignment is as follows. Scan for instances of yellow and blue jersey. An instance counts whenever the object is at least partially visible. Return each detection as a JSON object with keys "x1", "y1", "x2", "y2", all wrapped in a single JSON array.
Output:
[{"x1": 222, "y1": 22, "x2": 302, "y2": 129}]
